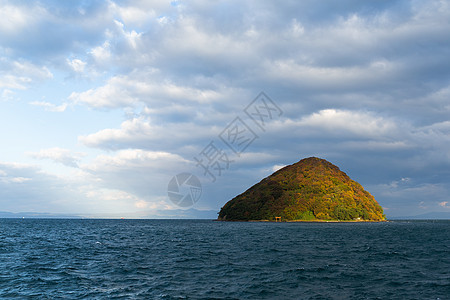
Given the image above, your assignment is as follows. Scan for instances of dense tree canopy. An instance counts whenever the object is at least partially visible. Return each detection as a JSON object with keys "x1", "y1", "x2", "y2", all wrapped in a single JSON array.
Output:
[{"x1": 218, "y1": 157, "x2": 385, "y2": 221}]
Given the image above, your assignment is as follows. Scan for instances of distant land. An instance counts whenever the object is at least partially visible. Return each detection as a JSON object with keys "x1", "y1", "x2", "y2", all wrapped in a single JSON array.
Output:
[
  {"x1": 389, "y1": 212, "x2": 450, "y2": 220},
  {"x1": 145, "y1": 208, "x2": 218, "y2": 219},
  {"x1": 0, "y1": 209, "x2": 218, "y2": 219},
  {"x1": 218, "y1": 157, "x2": 386, "y2": 222},
  {"x1": 0, "y1": 211, "x2": 82, "y2": 219}
]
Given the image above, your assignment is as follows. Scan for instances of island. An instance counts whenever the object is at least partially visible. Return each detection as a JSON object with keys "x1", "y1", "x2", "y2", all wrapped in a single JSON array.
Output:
[{"x1": 218, "y1": 157, "x2": 385, "y2": 222}]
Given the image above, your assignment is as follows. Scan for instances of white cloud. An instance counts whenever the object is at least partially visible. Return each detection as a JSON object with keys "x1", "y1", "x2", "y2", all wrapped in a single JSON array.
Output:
[
  {"x1": 439, "y1": 201, "x2": 449, "y2": 208},
  {"x1": 372, "y1": 182, "x2": 446, "y2": 204},
  {"x1": 28, "y1": 148, "x2": 86, "y2": 168},
  {"x1": 84, "y1": 149, "x2": 187, "y2": 172},
  {"x1": 0, "y1": 5, "x2": 27, "y2": 32},
  {"x1": 30, "y1": 101, "x2": 68, "y2": 112},
  {"x1": 371, "y1": 181, "x2": 449, "y2": 211},
  {"x1": 78, "y1": 113, "x2": 227, "y2": 152},
  {"x1": 113, "y1": 20, "x2": 143, "y2": 50},
  {"x1": 160, "y1": 16, "x2": 256, "y2": 62},
  {"x1": 0, "y1": 158, "x2": 177, "y2": 215},
  {"x1": 289, "y1": 18, "x2": 305, "y2": 37},
  {"x1": 79, "y1": 116, "x2": 154, "y2": 149},
  {"x1": 68, "y1": 71, "x2": 228, "y2": 109},
  {"x1": 108, "y1": 0, "x2": 172, "y2": 27},
  {"x1": 0, "y1": 59, "x2": 53, "y2": 90},
  {"x1": 78, "y1": 149, "x2": 191, "y2": 209},
  {"x1": 67, "y1": 58, "x2": 87, "y2": 73},
  {"x1": 1, "y1": 89, "x2": 15, "y2": 101},
  {"x1": 0, "y1": 4, "x2": 44, "y2": 34},
  {"x1": 68, "y1": 75, "x2": 136, "y2": 108},
  {"x1": 272, "y1": 164, "x2": 286, "y2": 172},
  {"x1": 89, "y1": 41, "x2": 112, "y2": 64},
  {"x1": 0, "y1": 174, "x2": 32, "y2": 184},
  {"x1": 0, "y1": 161, "x2": 73, "y2": 212},
  {"x1": 387, "y1": 178, "x2": 411, "y2": 189},
  {"x1": 83, "y1": 188, "x2": 172, "y2": 212},
  {"x1": 9, "y1": 177, "x2": 32, "y2": 183},
  {"x1": 420, "y1": 120, "x2": 450, "y2": 134},
  {"x1": 299, "y1": 109, "x2": 397, "y2": 137}
]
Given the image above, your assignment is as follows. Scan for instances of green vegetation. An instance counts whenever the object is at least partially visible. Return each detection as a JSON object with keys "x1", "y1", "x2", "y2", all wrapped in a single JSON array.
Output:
[{"x1": 218, "y1": 157, "x2": 385, "y2": 221}]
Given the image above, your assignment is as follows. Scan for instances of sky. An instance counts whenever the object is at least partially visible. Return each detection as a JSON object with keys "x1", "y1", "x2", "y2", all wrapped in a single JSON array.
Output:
[{"x1": 1, "y1": 0, "x2": 450, "y2": 218}]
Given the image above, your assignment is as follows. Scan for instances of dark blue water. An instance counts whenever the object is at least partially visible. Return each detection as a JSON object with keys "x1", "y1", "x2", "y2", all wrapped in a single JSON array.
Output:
[{"x1": 0, "y1": 219, "x2": 449, "y2": 299}]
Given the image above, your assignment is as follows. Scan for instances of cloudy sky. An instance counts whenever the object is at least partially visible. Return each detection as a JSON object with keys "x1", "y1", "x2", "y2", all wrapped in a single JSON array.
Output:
[{"x1": 1, "y1": 0, "x2": 450, "y2": 218}]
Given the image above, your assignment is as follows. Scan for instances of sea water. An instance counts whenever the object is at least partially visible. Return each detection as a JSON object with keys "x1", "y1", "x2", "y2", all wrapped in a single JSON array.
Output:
[{"x1": 0, "y1": 219, "x2": 448, "y2": 299}]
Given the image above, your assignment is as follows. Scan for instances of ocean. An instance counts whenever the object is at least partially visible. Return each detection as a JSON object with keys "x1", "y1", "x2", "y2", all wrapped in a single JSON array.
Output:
[{"x1": 0, "y1": 219, "x2": 448, "y2": 299}]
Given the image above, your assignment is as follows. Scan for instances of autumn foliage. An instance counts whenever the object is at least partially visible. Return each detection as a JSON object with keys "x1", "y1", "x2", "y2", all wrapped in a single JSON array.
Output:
[{"x1": 218, "y1": 157, "x2": 385, "y2": 221}]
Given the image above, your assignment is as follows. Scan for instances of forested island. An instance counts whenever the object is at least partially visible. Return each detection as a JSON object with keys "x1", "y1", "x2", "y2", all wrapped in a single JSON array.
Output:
[{"x1": 218, "y1": 157, "x2": 385, "y2": 222}]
